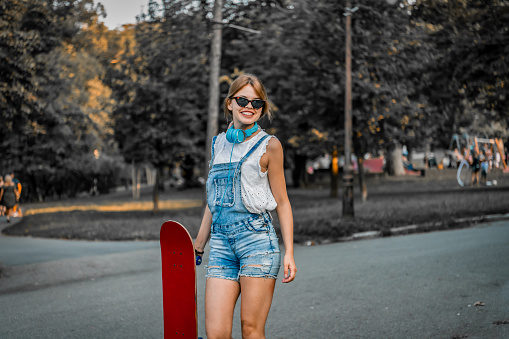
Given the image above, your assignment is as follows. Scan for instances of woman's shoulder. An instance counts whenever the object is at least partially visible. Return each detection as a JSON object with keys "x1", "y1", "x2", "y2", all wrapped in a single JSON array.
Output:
[
  {"x1": 257, "y1": 132, "x2": 282, "y2": 159},
  {"x1": 256, "y1": 129, "x2": 278, "y2": 142},
  {"x1": 215, "y1": 132, "x2": 226, "y2": 141},
  {"x1": 212, "y1": 132, "x2": 227, "y2": 147},
  {"x1": 264, "y1": 133, "x2": 282, "y2": 150},
  {"x1": 250, "y1": 130, "x2": 278, "y2": 149}
]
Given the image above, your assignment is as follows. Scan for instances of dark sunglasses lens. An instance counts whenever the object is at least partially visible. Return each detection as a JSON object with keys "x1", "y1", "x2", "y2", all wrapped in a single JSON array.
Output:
[
  {"x1": 235, "y1": 97, "x2": 249, "y2": 107},
  {"x1": 252, "y1": 100, "x2": 265, "y2": 109}
]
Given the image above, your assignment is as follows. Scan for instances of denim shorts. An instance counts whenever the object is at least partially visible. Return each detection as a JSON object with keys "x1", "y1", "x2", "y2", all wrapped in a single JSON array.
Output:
[{"x1": 206, "y1": 213, "x2": 281, "y2": 281}]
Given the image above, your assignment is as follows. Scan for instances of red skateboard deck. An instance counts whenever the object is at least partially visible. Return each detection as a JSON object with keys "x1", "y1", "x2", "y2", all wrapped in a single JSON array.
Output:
[{"x1": 160, "y1": 221, "x2": 197, "y2": 338}]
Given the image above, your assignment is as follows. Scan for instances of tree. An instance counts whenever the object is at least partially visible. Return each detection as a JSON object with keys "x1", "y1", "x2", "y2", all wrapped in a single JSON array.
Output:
[
  {"x1": 411, "y1": 0, "x2": 509, "y2": 142},
  {"x1": 1, "y1": 0, "x2": 120, "y2": 201},
  {"x1": 112, "y1": 0, "x2": 210, "y2": 211},
  {"x1": 0, "y1": 0, "x2": 61, "y2": 171},
  {"x1": 219, "y1": 0, "x2": 437, "y2": 180},
  {"x1": 220, "y1": 0, "x2": 346, "y2": 186}
]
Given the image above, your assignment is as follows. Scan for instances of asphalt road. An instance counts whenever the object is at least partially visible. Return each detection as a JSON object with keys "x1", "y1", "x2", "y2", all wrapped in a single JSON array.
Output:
[{"x1": 1, "y1": 220, "x2": 508, "y2": 339}]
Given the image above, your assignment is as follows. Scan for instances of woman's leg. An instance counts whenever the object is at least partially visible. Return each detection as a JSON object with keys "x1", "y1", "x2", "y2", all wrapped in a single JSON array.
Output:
[
  {"x1": 205, "y1": 277, "x2": 241, "y2": 339},
  {"x1": 5, "y1": 207, "x2": 12, "y2": 222},
  {"x1": 239, "y1": 277, "x2": 277, "y2": 339}
]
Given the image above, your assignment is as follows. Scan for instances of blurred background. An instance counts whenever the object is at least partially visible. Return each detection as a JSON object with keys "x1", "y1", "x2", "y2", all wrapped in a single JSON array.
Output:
[{"x1": 1, "y1": 0, "x2": 508, "y2": 206}]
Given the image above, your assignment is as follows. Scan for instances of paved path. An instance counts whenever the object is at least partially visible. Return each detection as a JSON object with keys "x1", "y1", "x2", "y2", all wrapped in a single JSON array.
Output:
[
  {"x1": 1, "y1": 220, "x2": 508, "y2": 338},
  {"x1": 0, "y1": 231, "x2": 158, "y2": 267}
]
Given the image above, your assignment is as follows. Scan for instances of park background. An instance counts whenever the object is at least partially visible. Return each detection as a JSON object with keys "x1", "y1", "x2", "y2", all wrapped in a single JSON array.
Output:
[{"x1": 1, "y1": 0, "x2": 509, "y2": 241}]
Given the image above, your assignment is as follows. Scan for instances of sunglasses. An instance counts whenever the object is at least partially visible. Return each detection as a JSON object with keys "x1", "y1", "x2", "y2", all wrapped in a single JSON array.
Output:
[{"x1": 231, "y1": 96, "x2": 265, "y2": 110}]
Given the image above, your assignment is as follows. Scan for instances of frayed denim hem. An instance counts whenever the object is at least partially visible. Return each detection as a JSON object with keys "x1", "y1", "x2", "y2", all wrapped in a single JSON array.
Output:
[
  {"x1": 239, "y1": 274, "x2": 278, "y2": 280},
  {"x1": 205, "y1": 274, "x2": 240, "y2": 282}
]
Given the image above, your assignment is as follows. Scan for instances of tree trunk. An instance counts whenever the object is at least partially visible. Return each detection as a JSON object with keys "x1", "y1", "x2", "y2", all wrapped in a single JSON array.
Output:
[
  {"x1": 356, "y1": 155, "x2": 368, "y2": 202},
  {"x1": 152, "y1": 168, "x2": 160, "y2": 214},
  {"x1": 292, "y1": 154, "x2": 307, "y2": 188},
  {"x1": 146, "y1": 166, "x2": 154, "y2": 186},
  {"x1": 131, "y1": 161, "x2": 138, "y2": 199},
  {"x1": 386, "y1": 143, "x2": 406, "y2": 176},
  {"x1": 136, "y1": 169, "x2": 141, "y2": 199}
]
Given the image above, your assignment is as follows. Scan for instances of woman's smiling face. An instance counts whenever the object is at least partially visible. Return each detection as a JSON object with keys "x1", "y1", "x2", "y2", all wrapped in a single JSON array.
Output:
[{"x1": 228, "y1": 84, "x2": 263, "y2": 129}]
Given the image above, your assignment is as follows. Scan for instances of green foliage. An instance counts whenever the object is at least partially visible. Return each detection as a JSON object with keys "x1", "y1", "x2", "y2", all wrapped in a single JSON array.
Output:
[
  {"x1": 0, "y1": 0, "x2": 119, "y2": 201},
  {"x1": 112, "y1": 0, "x2": 209, "y2": 172},
  {"x1": 1, "y1": 0, "x2": 59, "y2": 133},
  {"x1": 2, "y1": 0, "x2": 508, "y2": 201},
  {"x1": 411, "y1": 0, "x2": 509, "y2": 140}
]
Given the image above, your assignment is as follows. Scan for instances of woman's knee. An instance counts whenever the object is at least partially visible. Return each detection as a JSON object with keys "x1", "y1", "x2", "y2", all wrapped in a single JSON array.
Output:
[
  {"x1": 241, "y1": 319, "x2": 264, "y2": 339},
  {"x1": 206, "y1": 326, "x2": 233, "y2": 339}
]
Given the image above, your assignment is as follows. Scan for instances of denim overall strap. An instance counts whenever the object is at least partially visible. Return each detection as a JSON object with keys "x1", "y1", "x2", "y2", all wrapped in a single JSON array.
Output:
[
  {"x1": 225, "y1": 134, "x2": 270, "y2": 194},
  {"x1": 238, "y1": 134, "x2": 270, "y2": 168},
  {"x1": 207, "y1": 133, "x2": 271, "y2": 228}
]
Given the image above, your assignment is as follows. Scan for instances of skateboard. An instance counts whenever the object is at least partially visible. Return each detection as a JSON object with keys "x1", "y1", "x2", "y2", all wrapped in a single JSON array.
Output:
[{"x1": 160, "y1": 221, "x2": 200, "y2": 338}]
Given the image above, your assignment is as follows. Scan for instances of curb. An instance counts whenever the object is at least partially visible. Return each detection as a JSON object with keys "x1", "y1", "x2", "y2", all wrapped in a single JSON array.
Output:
[{"x1": 305, "y1": 213, "x2": 509, "y2": 246}]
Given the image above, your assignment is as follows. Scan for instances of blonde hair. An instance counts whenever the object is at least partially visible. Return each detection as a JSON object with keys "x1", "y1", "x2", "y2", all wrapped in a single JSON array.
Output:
[
  {"x1": 223, "y1": 74, "x2": 272, "y2": 122},
  {"x1": 4, "y1": 174, "x2": 12, "y2": 184}
]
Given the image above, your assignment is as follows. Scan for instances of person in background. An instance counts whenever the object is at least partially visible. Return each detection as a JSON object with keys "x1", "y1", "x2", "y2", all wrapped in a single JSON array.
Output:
[
  {"x1": 470, "y1": 149, "x2": 480, "y2": 187},
  {"x1": 10, "y1": 172, "x2": 21, "y2": 196},
  {"x1": 484, "y1": 145, "x2": 493, "y2": 169},
  {"x1": 480, "y1": 151, "x2": 489, "y2": 185},
  {"x1": 0, "y1": 174, "x2": 19, "y2": 222},
  {"x1": 0, "y1": 176, "x2": 4, "y2": 216},
  {"x1": 10, "y1": 171, "x2": 22, "y2": 217}
]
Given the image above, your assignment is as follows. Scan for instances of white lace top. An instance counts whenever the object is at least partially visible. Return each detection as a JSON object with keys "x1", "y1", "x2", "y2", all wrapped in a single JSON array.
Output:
[{"x1": 211, "y1": 130, "x2": 278, "y2": 214}]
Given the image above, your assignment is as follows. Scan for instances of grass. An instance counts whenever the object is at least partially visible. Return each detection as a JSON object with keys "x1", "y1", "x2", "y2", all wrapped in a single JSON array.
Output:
[
  {"x1": 287, "y1": 178, "x2": 509, "y2": 242},
  {"x1": 3, "y1": 169, "x2": 509, "y2": 243}
]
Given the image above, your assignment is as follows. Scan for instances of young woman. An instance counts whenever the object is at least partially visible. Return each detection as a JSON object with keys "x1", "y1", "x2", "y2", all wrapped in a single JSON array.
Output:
[
  {"x1": 194, "y1": 74, "x2": 296, "y2": 339},
  {"x1": 0, "y1": 174, "x2": 19, "y2": 223}
]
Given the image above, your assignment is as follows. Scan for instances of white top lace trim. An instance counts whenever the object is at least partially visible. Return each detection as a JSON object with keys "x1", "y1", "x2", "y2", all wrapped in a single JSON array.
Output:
[{"x1": 211, "y1": 130, "x2": 277, "y2": 214}]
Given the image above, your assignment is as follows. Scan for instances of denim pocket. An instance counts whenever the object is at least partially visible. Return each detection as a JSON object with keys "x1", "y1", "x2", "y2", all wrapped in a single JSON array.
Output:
[
  {"x1": 214, "y1": 176, "x2": 235, "y2": 207},
  {"x1": 245, "y1": 218, "x2": 269, "y2": 233}
]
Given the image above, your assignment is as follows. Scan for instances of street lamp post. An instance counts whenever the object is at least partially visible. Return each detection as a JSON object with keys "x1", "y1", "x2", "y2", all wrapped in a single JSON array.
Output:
[
  {"x1": 204, "y1": 0, "x2": 260, "y2": 180},
  {"x1": 342, "y1": 2, "x2": 357, "y2": 218},
  {"x1": 341, "y1": 0, "x2": 396, "y2": 216},
  {"x1": 205, "y1": 0, "x2": 223, "y2": 177}
]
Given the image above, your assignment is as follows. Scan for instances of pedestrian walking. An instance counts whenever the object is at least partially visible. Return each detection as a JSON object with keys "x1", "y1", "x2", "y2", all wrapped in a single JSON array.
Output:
[
  {"x1": 470, "y1": 150, "x2": 480, "y2": 186},
  {"x1": 0, "y1": 174, "x2": 19, "y2": 222},
  {"x1": 480, "y1": 152, "x2": 489, "y2": 185},
  {"x1": 0, "y1": 175, "x2": 4, "y2": 216},
  {"x1": 10, "y1": 171, "x2": 22, "y2": 216},
  {"x1": 193, "y1": 74, "x2": 296, "y2": 339}
]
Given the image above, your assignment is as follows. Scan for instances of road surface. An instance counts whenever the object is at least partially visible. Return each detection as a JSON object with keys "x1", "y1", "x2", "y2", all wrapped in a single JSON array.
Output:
[{"x1": 1, "y1": 220, "x2": 508, "y2": 338}]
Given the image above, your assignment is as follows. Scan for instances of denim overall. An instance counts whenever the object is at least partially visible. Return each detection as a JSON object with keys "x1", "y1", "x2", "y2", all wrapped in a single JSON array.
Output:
[{"x1": 205, "y1": 134, "x2": 281, "y2": 281}]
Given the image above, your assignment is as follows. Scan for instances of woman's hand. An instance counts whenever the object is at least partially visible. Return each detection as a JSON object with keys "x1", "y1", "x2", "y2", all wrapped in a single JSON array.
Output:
[
  {"x1": 194, "y1": 206, "x2": 212, "y2": 266},
  {"x1": 282, "y1": 253, "x2": 296, "y2": 283}
]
